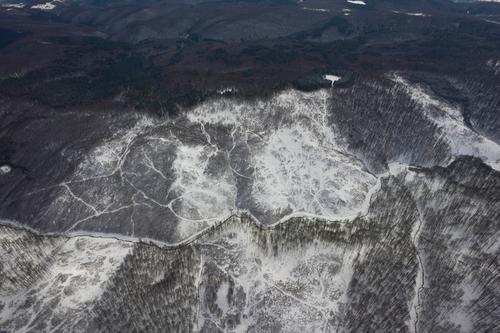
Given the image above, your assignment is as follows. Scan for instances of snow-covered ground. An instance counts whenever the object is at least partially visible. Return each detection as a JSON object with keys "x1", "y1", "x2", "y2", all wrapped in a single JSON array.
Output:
[
  {"x1": 188, "y1": 89, "x2": 377, "y2": 223},
  {"x1": 0, "y1": 226, "x2": 132, "y2": 332},
  {"x1": 22, "y1": 87, "x2": 382, "y2": 242},
  {"x1": 196, "y1": 220, "x2": 366, "y2": 332},
  {"x1": 393, "y1": 74, "x2": 500, "y2": 170}
]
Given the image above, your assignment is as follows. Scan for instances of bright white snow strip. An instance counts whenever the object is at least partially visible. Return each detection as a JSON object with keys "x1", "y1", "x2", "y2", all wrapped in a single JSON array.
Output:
[
  {"x1": 392, "y1": 10, "x2": 431, "y2": 17},
  {"x1": 302, "y1": 7, "x2": 330, "y2": 12},
  {"x1": 347, "y1": 0, "x2": 366, "y2": 5},
  {"x1": 483, "y1": 18, "x2": 500, "y2": 25},
  {"x1": 408, "y1": 203, "x2": 425, "y2": 333},
  {"x1": 1, "y1": 3, "x2": 25, "y2": 8}
]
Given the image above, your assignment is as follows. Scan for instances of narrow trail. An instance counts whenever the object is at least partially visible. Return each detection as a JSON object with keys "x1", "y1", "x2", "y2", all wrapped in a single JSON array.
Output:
[{"x1": 410, "y1": 204, "x2": 426, "y2": 333}]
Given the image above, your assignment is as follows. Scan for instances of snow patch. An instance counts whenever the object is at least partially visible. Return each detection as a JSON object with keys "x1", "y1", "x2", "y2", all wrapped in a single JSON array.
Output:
[
  {"x1": 347, "y1": 0, "x2": 366, "y2": 5},
  {"x1": 31, "y1": 1, "x2": 58, "y2": 10},
  {"x1": 216, "y1": 282, "x2": 230, "y2": 313},
  {"x1": 324, "y1": 74, "x2": 341, "y2": 86},
  {"x1": 0, "y1": 165, "x2": 12, "y2": 175}
]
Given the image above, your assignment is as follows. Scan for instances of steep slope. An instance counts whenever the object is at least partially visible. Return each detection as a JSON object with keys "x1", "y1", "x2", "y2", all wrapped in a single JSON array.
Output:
[{"x1": 1, "y1": 156, "x2": 498, "y2": 332}]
